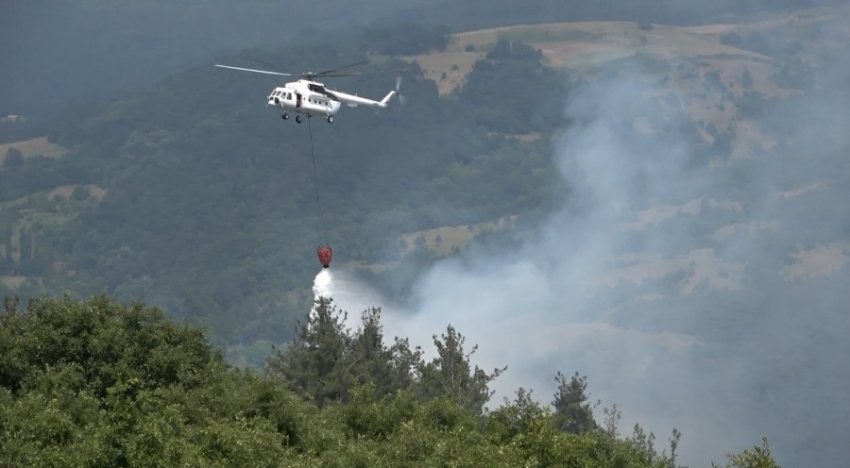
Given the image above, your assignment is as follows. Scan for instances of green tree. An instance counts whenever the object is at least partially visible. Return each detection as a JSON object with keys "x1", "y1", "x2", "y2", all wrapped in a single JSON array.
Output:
[
  {"x1": 0, "y1": 294, "x2": 304, "y2": 467},
  {"x1": 417, "y1": 325, "x2": 506, "y2": 415},
  {"x1": 3, "y1": 147, "x2": 24, "y2": 169},
  {"x1": 267, "y1": 296, "x2": 423, "y2": 406},
  {"x1": 484, "y1": 387, "x2": 547, "y2": 444},
  {"x1": 459, "y1": 38, "x2": 566, "y2": 133},
  {"x1": 713, "y1": 438, "x2": 781, "y2": 468},
  {"x1": 267, "y1": 296, "x2": 353, "y2": 406},
  {"x1": 414, "y1": 234, "x2": 427, "y2": 249},
  {"x1": 71, "y1": 185, "x2": 90, "y2": 201},
  {"x1": 348, "y1": 306, "x2": 423, "y2": 397},
  {"x1": 552, "y1": 371, "x2": 598, "y2": 434},
  {"x1": 2, "y1": 295, "x2": 17, "y2": 314},
  {"x1": 0, "y1": 293, "x2": 222, "y2": 395}
]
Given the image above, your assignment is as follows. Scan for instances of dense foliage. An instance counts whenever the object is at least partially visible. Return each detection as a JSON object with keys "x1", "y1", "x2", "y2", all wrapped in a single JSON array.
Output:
[
  {"x1": 0, "y1": 294, "x2": 782, "y2": 467},
  {"x1": 457, "y1": 39, "x2": 567, "y2": 134},
  {"x1": 267, "y1": 297, "x2": 506, "y2": 414}
]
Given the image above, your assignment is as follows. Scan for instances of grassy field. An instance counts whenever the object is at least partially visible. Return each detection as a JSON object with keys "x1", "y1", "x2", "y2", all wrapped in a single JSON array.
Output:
[
  {"x1": 0, "y1": 137, "x2": 69, "y2": 165},
  {"x1": 397, "y1": 215, "x2": 517, "y2": 256},
  {"x1": 591, "y1": 247, "x2": 745, "y2": 294},
  {"x1": 404, "y1": 5, "x2": 845, "y2": 95},
  {"x1": 404, "y1": 20, "x2": 774, "y2": 96},
  {"x1": 782, "y1": 243, "x2": 850, "y2": 281}
]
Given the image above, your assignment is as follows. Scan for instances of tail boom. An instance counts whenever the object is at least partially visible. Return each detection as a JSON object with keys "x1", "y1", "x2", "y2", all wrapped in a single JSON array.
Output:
[{"x1": 330, "y1": 88, "x2": 396, "y2": 108}]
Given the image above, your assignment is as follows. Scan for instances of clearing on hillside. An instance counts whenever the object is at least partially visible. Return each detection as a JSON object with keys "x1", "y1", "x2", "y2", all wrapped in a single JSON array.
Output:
[
  {"x1": 0, "y1": 137, "x2": 69, "y2": 165},
  {"x1": 782, "y1": 243, "x2": 850, "y2": 281},
  {"x1": 403, "y1": 4, "x2": 844, "y2": 96},
  {"x1": 398, "y1": 215, "x2": 517, "y2": 256}
]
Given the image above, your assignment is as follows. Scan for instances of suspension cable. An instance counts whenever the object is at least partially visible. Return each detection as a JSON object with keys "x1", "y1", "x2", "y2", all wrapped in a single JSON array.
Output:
[{"x1": 307, "y1": 116, "x2": 327, "y2": 242}]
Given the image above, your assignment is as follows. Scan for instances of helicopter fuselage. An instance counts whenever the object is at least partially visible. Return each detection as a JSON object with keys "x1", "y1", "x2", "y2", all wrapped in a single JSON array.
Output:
[
  {"x1": 267, "y1": 79, "x2": 395, "y2": 123},
  {"x1": 268, "y1": 80, "x2": 341, "y2": 117}
]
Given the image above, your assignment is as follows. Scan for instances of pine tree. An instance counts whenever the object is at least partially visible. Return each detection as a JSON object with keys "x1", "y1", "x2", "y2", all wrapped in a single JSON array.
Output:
[
  {"x1": 417, "y1": 325, "x2": 506, "y2": 415},
  {"x1": 267, "y1": 296, "x2": 423, "y2": 406},
  {"x1": 552, "y1": 371, "x2": 598, "y2": 433},
  {"x1": 346, "y1": 306, "x2": 422, "y2": 398},
  {"x1": 267, "y1": 296, "x2": 352, "y2": 406},
  {"x1": 3, "y1": 295, "x2": 18, "y2": 314}
]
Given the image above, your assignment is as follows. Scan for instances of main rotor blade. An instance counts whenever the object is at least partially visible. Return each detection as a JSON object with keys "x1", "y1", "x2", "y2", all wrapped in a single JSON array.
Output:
[
  {"x1": 318, "y1": 69, "x2": 410, "y2": 78},
  {"x1": 314, "y1": 60, "x2": 370, "y2": 77},
  {"x1": 215, "y1": 64, "x2": 292, "y2": 76},
  {"x1": 315, "y1": 72, "x2": 361, "y2": 78}
]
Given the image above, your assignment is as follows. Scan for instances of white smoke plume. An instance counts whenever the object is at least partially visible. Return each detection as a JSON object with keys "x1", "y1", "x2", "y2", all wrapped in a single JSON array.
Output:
[
  {"x1": 313, "y1": 44, "x2": 850, "y2": 467},
  {"x1": 312, "y1": 80, "x2": 743, "y2": 464}
]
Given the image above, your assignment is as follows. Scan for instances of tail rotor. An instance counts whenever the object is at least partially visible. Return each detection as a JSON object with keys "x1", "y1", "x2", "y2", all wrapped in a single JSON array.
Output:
[{"x1": 395, "y1": 76, "x2": 407, "y2": 105}]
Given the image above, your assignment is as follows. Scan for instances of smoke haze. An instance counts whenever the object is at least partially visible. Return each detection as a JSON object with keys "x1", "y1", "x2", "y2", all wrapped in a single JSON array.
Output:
[{"x1": 314, "y1": 31, "x2": 850, "y2": 465}]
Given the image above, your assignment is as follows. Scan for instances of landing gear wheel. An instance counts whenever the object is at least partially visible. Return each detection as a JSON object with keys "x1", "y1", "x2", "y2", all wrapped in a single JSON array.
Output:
[
  {"x1": 282, "y1": 113, "x2": 289, "y2": 120},
  {"x1": 296, "y1": 115, "x2": 303, "y2": 124},
  {"x1": 327, "y1": 115, "x2": 334, "y2": 123}
]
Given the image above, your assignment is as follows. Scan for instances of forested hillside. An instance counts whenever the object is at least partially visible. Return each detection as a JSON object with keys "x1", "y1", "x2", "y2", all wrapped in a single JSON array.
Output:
[
  {"x1": 0, "y1": 294, "x2": 781, "y2": 467},
  {"x1": 0, "y1": 34, "x2": 574, "y2": 351},
  {"x1": 2, "y1": 2, "x2": 849, "y2": 466}
]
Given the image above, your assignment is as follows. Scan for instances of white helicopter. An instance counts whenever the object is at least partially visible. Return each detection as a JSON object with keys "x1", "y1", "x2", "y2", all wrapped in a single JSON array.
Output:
[{"x1": 214, "y1": 60, "x2": 404, "y2": 123}]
